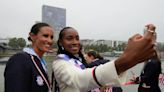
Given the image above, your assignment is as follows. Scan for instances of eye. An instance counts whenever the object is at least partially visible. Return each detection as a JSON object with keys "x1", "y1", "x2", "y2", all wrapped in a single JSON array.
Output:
[
  {"x1": 51, "y1": 36, "x2": 54, "y2": 39},
  {"x1": 66, "y1": 37, "x2": 73, "y2": 41},
  {"x1": 43, "y1": 34, "x2": 48, "y2": 38},
  {"x1": 76, "y1": 36, "x2": 79, "y2": 40}
]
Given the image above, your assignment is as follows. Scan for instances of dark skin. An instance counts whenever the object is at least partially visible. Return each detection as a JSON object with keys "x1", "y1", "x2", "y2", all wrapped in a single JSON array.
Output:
[
  {"x1": 115, "y1": 24, "x2": 156, "y2": 75},
  {"x1": 59, "y1": 24, "x2": 156, "y2": 75},
  {"x1": 59, "y1": 28, "x2": 81, "y2": 55}
]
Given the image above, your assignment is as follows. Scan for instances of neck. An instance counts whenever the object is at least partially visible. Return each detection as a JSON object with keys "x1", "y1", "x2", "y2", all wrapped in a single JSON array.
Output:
[{"x1": 32, "y1": 46, "x2": 44, "y2": 58}]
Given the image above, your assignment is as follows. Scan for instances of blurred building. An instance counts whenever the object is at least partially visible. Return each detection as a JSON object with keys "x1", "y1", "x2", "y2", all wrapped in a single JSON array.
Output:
[
  {"x1": 80, "y1": 39, "x2": 94, "y2": 46},
  {"x1": 0, "y1": 38, "x2": 9, "y2": 44},
  {"x1": 42, "y1": 5, "x2": 66, "y2": 41},
  {"x1": 0, "y1": 38, "x2": 9, "y2": 52}
]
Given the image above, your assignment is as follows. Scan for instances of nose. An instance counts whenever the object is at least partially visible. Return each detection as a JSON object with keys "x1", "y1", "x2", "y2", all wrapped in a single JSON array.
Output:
[{"x1": 72, "y1": 38, "x2": 79, "y2": 45}]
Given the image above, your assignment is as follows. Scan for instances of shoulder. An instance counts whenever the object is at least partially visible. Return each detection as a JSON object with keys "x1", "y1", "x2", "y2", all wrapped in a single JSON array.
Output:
[
  {"x1": 8, "y1": 52, "x2": 30, "y2": 62},
  {"x1": 10, "y1": 52, "x2": 29, "y2": 59},
  {"x1": 145, "y1": 59, "x2": 161, "y2": 70},
  {"x1": 147, "y1": 59, "x2": 160, "y2": 66},
  {"x1": 53, "y1": 54, "x2": 71, "y2": 65},
  {"x1": 53, "y1": 58, "x2": 70, "y2": 68},
  {"x1": 6, "y1": 52, "x2": 31, "y2": 68},
  {"x1": 94, "y1": 59, "x2": 110, "y2": 65},
  {"x1": 87, "y1": 59, "x2": 108, "y2": 68},
  {"x1": 4, "y1": 52, "x2": 32, "y2": 76},
  {"x1": 99, "y1": 59, "x2": 110, "y2": 64}
]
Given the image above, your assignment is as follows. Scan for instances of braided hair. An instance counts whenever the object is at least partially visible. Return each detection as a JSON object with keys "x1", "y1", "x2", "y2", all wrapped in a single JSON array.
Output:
[{"x1": 53, "y1": 27, "x2": 88, "y2": 92}]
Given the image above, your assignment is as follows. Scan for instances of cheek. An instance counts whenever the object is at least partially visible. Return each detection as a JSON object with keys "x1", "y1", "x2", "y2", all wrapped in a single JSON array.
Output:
[
  {"x1": 36, "y1": 39, "x2": 43, "y2": 45},
  {"x1": 85, "y1": 56, "x2": 90, "y2": 61},
  {"x1": 62, "y1": 42, "x2": 71, "y2": 49},
  {"x1": 35, "y1": 39, "x2": 45, "y2": 48}
]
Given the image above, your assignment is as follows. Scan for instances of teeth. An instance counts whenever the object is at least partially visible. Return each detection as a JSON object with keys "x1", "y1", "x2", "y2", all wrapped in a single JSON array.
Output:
[
  {"x1": 71, "y1": 47, "x2": 78, "y2": 49},
  {"x1": 45, "y1": 44, "x2": 50, "y2": 47}
]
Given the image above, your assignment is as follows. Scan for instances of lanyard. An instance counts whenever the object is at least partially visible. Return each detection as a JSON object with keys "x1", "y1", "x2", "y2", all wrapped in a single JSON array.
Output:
[
  {"x1": 31, "y1": 55, "x2": 52, "y2": 92},
  {"x1": 23, "y1": 48, "x2": 47, "y2": 72},
  {"x1": 40, "y1": 58, "x2": 47, "y2": 73}
]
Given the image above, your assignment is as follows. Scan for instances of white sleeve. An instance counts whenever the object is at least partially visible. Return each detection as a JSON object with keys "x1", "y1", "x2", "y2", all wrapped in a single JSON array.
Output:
[
  {"x1": 95, "y1": 60, "x2": 127, "y2": 86},
  {"x1": 52, "y1": 59, "x2": 127, "y2": 91}
]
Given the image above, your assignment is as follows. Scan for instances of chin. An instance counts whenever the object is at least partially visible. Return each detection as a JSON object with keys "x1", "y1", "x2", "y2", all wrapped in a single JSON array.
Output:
[
  {"x1": 72, "y1": 51, "x2": 79, "y2": 55},
  {"x1": 40, "y1": 48, "x2": 49, "y2": 53},
  {"x1": 45, "y1": 49, "x2": 50, "y2": 52}
]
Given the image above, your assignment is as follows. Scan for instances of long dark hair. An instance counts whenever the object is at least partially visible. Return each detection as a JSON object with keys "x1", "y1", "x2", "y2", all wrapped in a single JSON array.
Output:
[
  {"x1": 57, "y1": 27, "x2": 88, "y2": 67},
  {"x1": 87, "y1": 50, "x2": 104, "y2": 60}
]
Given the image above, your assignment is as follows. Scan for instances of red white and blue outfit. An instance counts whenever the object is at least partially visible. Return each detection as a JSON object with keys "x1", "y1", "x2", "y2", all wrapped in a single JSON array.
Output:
[{"x1": 52, "y1": 54, "x2": 127, "y2": 92}]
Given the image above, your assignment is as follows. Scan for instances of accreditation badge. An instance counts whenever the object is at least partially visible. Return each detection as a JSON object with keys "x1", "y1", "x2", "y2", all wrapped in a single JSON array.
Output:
[
  {"x1": 36, "y1": 76, "x2": 44, "y2": 86},
  {"x1": 49, "y1": 90, "x2": 52, "y2": 92}
]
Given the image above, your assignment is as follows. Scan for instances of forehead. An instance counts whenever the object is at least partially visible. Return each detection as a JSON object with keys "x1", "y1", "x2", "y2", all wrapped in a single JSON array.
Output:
[
  {"x1": 63, "y1": 28, "x2": 79, "y2": 37},
  {"x1": 39, "y1": 26, "x2": 54, "y2": 34}
]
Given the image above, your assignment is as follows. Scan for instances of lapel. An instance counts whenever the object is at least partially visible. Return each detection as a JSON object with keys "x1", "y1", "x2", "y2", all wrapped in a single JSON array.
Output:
[{"x1": 32, "y1": 55, "x2": 50, "y2": 85}]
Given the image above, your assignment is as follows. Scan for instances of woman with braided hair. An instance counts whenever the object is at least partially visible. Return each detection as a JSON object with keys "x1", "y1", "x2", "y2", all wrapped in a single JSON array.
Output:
[{"x1": 52, "y1": 24, "x2": 156, "y2": 92}]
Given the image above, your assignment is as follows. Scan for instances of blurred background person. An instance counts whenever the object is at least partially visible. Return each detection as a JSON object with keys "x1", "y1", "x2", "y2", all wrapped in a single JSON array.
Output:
[
  {"x1": 85, "y1": 50, "x2": 109, "y2": 68},
  {"x1": 85, "y1": 50, "x2": 123, "y2": 92},
  {"x1": 130, "y1": 27, "x2": 161, "y2": 92}
]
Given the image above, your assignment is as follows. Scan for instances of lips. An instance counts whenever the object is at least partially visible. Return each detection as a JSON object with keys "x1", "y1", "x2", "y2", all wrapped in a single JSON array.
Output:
[
  {"x1": 70, "y1": 46, "x2": 79, "y2": 51},
  {"x1": 44, "y1": 43, "x2": 52, "y2": 49}
]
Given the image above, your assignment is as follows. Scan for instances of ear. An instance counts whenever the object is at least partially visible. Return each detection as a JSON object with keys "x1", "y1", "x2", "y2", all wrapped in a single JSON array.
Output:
[{"x1": 29, "y1": 33, "x2": 36, "y2": 42}]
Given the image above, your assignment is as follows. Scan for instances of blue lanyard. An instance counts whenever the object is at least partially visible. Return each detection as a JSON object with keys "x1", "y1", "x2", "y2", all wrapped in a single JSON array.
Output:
[
  {"x1": 40, "y1": 58, "x2": 47, "y2": 72},
  {"x1": 57, "y1": 54, "x2": 85, "y2": 69},
  {"x1": 23, "y1": 47, "x2": 47, "y2": 72}
]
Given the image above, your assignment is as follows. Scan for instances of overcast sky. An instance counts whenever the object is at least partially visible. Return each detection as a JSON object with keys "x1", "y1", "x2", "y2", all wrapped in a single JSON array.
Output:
[{"x1": 0, "y1": 0, "x2": 164, "y2": 42}]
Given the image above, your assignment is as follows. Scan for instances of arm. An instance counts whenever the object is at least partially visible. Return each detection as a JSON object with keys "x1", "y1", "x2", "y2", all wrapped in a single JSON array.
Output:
[
  {"x1": 53, "y1": 59, "x2": 125, "y2": 91},
  {"x1": 115, "y1": 24, "x2": 156, "y2": 75},
  {"x1": 4, "y1": 53, "x2": 31, "y2": 92},
  {"x1": 53, "y1": 24, "x2": 156, "y2": 91}
]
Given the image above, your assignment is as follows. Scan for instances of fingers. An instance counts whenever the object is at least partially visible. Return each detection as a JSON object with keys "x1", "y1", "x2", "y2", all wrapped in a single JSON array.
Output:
[
  {"x1": 145, "y1": 24, "x2": 156, "y2": 31},
  {"x1": 128, "y1": 34, "x2": 142, "y2": 42},
  {"x1": 143, "y1": 30, "x2": 154, "y2": 40},
  {"x1": 126, "y1": 26, "x2": 156, "y2": 62},
  {"x1": 138, "y1": 48, "x2": 156, "y2": 63},
  {"x1": 144, "y1": 24, "x2": 156, "y2": 40},
  {"x1": 115, "y1": 24, "x2": 157, "y2": 73}
]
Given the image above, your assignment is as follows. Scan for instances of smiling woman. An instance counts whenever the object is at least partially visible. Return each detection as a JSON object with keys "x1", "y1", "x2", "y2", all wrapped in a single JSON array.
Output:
[
  {"x1": 52, "y1": 24, "x2": 157, "y2": 92},
  {"x1": 4, "y1": 22, "x2": 54, "y2": 92}
]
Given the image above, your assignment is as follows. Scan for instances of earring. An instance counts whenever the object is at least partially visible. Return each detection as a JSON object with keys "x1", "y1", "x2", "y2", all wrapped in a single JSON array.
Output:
[{"x1": 61, "y1": 46, "x2": 64, "y2": 50}]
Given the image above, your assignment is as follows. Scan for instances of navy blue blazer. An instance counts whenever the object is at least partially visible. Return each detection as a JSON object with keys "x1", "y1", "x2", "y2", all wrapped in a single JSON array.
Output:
[
  {"x1": 137, "y1": 59, "x2": 161, "y2": 92},
  {"x1": 87, "y1": 59, "x2": 110, "y2": 68},
  {"x1": 4, "y1": 52, "x2": 50, "y2": 92}
]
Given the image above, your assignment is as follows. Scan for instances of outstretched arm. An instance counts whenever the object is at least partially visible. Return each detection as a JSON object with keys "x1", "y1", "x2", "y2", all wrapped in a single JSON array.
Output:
[{"x1": 115, "y1": 24, "x2": 156, "y2": 75}]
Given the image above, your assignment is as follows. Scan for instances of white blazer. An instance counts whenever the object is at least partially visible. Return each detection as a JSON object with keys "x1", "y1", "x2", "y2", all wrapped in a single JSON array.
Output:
[{"x1": 52, "y1": 57, "x2": 127, "y2": 92}]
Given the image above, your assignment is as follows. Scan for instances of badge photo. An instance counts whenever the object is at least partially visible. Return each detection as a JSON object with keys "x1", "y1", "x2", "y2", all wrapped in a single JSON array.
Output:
[{"x1": 36, "y1": 76, "x2": 44, "y2": 86}]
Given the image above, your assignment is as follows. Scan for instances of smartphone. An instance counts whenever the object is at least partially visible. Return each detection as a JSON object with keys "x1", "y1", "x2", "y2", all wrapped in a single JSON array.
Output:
[{"x1": 143, "y1": 27, "x2": 148, "y2": 35}]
